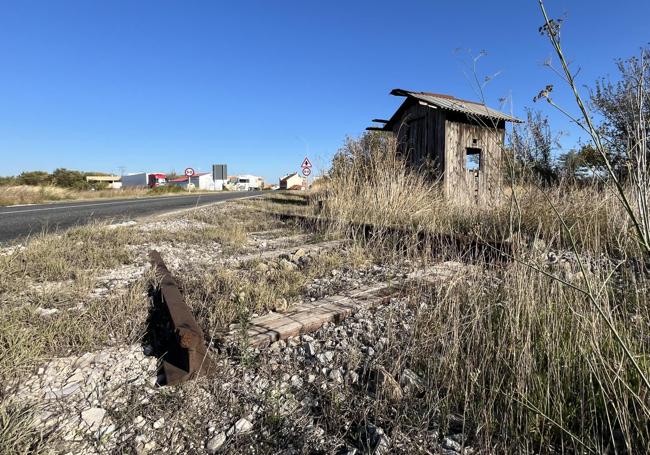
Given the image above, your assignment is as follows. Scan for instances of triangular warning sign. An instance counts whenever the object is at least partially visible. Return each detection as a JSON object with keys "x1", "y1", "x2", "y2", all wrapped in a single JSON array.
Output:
[{"x1": 301, "y1": 157, "x2": 313, "y2": 168}]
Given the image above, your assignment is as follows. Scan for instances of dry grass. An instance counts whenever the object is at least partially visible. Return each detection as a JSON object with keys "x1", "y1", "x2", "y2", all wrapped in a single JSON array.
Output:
[
  {"x1": 0, "y1": 225, "x2": 135, "y2": 292},
  {"x1": 0, "y1": 403, "x2": 45, "y2": 455},
  {"x1": 0, "y1": 184, "x2": 212, "y2": 207},
  {"x1": 181, "y1": 244, "x2": 370, "y2": 338},
  {"x1": 0, "y1": 222, "x2": 156, "y2": 390},
  {"x1": 322, "y1": 136, "x2": 641, "y2": 258},
  {"x1": 0, "y1": 275, "x2": 151, "y2": 390},
  {"x1": 320, "y1": 132, "x2": 650, "y2": 452},
  {"x1": 241, "y1": 191, "x2": 318, "y2": 218}
]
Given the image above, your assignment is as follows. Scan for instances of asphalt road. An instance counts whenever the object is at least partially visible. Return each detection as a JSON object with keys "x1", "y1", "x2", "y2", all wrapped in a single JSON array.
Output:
[{"x1": 0, "y1": 191, "x2": 262, "y2": 243}]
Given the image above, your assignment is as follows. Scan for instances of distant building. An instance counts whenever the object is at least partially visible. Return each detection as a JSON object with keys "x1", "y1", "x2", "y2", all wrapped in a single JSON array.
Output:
[
  {"x1": 121, "y1": 172, "x2": 167, "y2": 188},
  {"x1": 169, "y1": 173, "x2": 220, "y2": 190},
  {"x1": 85, "y1": 175, "x2": 122, "y2": 189},
  {"x1": 279, "y1": 173, "x2": 306, "y2": 190},
  {"x1": 234, "y1": 175, "x2": 263, "y2": 191}
]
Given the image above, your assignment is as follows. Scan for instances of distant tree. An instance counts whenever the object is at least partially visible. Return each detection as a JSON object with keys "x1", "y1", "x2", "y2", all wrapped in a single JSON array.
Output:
[
  {"x1": 0, "y1": 175, "x2": 18, "y2": 186},
  {"x1": 590, "y1": 47, "x2": 650, "y2": 179},
  {"x1": 51, "y1": 168, "x2": 89, "y2": 189},
  {"x1": 556, "y1": 143, "x2": 605, "y2": 180},
  {"x1": 508, "y1": 109, "x2": 559, "y2": 184},
  {"x1": 16, "y1": 171, "x2": 52, "y2": 186},
  {"x1": 556, "y1": 149, "x2": 583, "y2": 180},
  {"x1": 330, "y1": 131, "x2": 394, "y2": 180}
]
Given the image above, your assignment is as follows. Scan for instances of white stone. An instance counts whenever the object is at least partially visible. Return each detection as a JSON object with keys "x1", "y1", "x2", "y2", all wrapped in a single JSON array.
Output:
[
  {"x1": 37, "y1": 307, "x2": 59, "y2": 317},
  {"x1": 290, "y1": 375, "x2": 303, "y2": 388},
  {"x1": 227, "y1": 417, "x2": 253, "y2": 436},
  {"x1": 80, "y1": 407, "x2": 106, "y2": 431},
  {"x1": 153, "y1": 417, "x2": 165, "y2": 429},
  {"x1": 45, "y1": 381, "x2": 81, "y2": 399},
  {"x1": 133, "y1": 415, "x2": 146, "y2": 427},
  {"x1": 442, "y1": 437, "x2": 462, "y2": 452},
  {"x1": 206, "y1": 432, "x2": 226, "y2": 453}
]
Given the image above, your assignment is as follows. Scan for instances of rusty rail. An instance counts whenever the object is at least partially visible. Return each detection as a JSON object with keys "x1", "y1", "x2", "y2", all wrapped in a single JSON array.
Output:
[{"x1": 149, "y1": 250, "x2": 215, "y2": 385}]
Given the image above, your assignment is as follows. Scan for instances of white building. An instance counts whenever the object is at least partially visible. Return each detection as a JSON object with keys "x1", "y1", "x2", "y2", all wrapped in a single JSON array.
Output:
[
  {"x1": 169, "y1": 173, "x2": 221, "y2": 190},
  {"x1": 234, "y1": 174, "x2": 263, "y2": 191},
  {"x1": 279, "y1": 173, "x2": 306, "y2": 190}
]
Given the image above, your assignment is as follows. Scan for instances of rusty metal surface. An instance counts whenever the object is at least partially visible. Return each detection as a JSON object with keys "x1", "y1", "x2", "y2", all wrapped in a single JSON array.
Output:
[{"x1": 149, "y1": 250, "x2": 215, "y2": 385}]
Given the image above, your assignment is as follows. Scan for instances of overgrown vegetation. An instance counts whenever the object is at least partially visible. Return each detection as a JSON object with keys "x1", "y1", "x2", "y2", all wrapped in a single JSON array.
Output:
[{"x1": 0, "y1": 168, "x2": 110, "y2": 190}]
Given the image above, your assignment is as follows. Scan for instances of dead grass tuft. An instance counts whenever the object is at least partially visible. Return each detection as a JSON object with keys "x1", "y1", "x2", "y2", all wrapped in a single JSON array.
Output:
[{"x1": 0, "y1": 403, "x2": 46, "y2": 455}]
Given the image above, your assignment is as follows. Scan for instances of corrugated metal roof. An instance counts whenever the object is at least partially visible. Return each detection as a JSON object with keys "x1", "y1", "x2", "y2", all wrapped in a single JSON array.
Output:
[{"x1": 390, "y1": 89, "x2": 521, "y2": 123}]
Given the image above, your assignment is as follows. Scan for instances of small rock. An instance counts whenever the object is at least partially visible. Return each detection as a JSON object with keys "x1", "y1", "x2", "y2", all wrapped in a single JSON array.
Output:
[
  {"x1": 206, "y1": 432, "x2": 226, "y2": 453},
  {"x1": 303, "y1": 342, "x2": 317, "y2": 357},
  {"x1": 442, "y1": 437, "x2": 462, "y2": 452},
  {"x1": 133, "y1": 416, "x2": 146, "y2": 427},
  {"x1": 400, "y1": 368, "x2": 424, "y2": 392},
  {"x1": 45, "y1": 381, "x2": 81, "y2": 399},
  {"x1": 153, "y1": 417, "x2": 165, "y2": 429},
  {"x1": 290, "y1": 375, "x2": 303, "y2": 388},
  {"x1": 279, "y1": 259, "x2": 298, "y2": 271},
  {"x1": 36, "y1": 307, "x2": 59, "y2": 317},
  {"x1": 328, "y1": 369, "x2": 343, "y2": 383},
  {"x1": 291, "y1": 248, "x2": 307, "y2": 263},
  {"x1": 80, "y1": 407, "x2": 106, "y2": 431},
  {"x1": 228, "y1": 417, "x2": 253, "y2": 436},
  {"x1": 364, "y1": 424, "x2": 391, "y2": 454}
]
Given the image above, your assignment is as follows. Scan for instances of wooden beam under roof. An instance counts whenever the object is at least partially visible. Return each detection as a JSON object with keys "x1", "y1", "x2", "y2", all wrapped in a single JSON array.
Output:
[{"x1": 371, "y1": 119, "x2": 389, "y2": 123}]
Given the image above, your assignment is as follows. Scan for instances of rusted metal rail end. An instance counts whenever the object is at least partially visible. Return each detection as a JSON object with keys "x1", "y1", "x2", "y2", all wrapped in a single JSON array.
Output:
[{"x1": 149, "y1": 250, "x2": 215, "y2": 386}]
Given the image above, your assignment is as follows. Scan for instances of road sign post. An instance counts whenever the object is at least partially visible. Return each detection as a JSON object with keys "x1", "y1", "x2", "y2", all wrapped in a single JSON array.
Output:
[
  {"x1": 184, "y1": 168, "x2": 195, "y2": 192},
  {"x1": 301, "y1": 157, "x2": 312, "y2": 183}
]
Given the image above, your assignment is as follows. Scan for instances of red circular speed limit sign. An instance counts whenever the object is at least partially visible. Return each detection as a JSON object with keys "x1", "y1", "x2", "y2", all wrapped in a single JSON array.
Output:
[
  {"x1": 184, "y1": 167, "x2": 195, "y2": 177},
  {"x1": 302, "y1": 167, "x2": 311, "y2": 176}
]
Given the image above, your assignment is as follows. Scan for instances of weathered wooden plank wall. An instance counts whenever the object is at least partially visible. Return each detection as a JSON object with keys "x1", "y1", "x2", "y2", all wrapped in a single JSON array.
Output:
[
  {"x1": 444, "y1": 120, "x2": 504, "y2": 203},
  {"x1": 390, "y1": 102, "x2": 443, "y2": 178}
]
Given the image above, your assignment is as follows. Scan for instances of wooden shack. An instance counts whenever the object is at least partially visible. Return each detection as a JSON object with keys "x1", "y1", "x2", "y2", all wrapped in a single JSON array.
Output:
[{"x1": 368, "y1": 89, "x2": 520, "y2": 203}]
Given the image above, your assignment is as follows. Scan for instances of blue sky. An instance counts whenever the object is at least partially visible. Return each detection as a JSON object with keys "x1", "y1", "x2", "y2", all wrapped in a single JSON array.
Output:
[{"x1": 1, "y1": 0, "x2": 648, "y2": 181}]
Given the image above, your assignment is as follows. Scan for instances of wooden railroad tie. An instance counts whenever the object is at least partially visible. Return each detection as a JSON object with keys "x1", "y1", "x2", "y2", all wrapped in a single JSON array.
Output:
[{"x1": 228, "y1": 263, "x2": 465, "y2": 349}]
